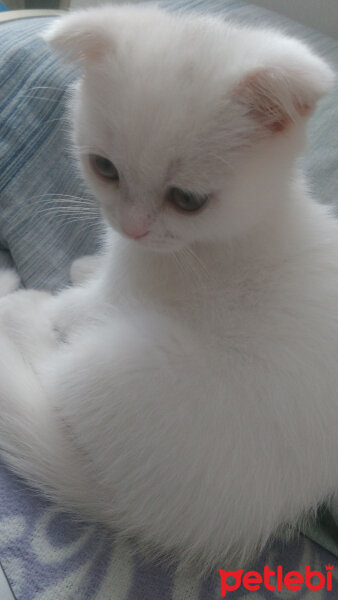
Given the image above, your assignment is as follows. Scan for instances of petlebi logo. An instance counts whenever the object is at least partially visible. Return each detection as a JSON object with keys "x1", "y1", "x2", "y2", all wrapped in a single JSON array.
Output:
[{"x1": 219, "y1": 564, "x2": 334, "y2": 596}]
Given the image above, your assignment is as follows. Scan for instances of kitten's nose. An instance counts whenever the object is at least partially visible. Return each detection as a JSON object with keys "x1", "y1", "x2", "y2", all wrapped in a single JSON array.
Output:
[{"x1": 122, "y1": 226, "x2": 149, "y2": 240}]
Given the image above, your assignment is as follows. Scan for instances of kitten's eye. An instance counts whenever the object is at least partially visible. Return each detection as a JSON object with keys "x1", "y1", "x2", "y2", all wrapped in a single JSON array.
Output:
[
  {"x1": 167, "y1": 187, "x2": 208, "y2": 212},
  {"x1": 89, "y1": 154, "x2": 119, "y2": 182}
]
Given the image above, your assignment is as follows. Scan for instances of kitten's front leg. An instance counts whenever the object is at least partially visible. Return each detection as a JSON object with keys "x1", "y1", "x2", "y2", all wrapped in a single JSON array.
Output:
[
  {"x1": 0, "y1": 288, "x2": 60, "y2": 365},
  {"x1": 70, "y1": 254, "x2": 103, "y2": 285},
  {"x1": 47, "y1": 274, "x2": 105, "y2": 343},
  {"x1": 0, "y1": 324, "x2": 97, "y2": 513},
  {"x1": 0, "y1": 282, "x2": 102, "y2": 509},
  {"x1": 0, "y1": 268, "x2": 20, "y2": 297}
]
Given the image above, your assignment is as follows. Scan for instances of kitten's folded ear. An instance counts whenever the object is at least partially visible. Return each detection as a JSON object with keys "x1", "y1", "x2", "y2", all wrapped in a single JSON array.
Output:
[
  {"x1": 235, "y1": 38, "x2": 334, "y2": 133},
  {"x1": 42, "y1": 10, "x2": 115, "y2": 64}
]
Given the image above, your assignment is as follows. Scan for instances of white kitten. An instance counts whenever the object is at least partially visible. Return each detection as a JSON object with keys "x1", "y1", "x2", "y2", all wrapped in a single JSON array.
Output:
[{"x1": 0, "y1": 5, "x2": 337, "y2": 572}]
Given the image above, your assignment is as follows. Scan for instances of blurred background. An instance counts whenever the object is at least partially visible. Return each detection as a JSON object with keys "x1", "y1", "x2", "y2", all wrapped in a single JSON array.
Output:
[
  {"x1": 4, "y1": 1, "x2": 70, "y2": 8},
  {"x1": 1, "y1": 0, "x2": 337, "y2": 39}
]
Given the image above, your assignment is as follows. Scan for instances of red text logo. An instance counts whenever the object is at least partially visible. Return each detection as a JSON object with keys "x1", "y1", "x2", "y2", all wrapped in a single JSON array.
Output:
[{"x1": 219, "y1": 564, "x2": 333, "y2": 596}]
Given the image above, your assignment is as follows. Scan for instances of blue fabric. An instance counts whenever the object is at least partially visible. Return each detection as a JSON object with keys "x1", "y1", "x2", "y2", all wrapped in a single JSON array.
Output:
[
  {"x1": 0, "y1": 3, "x2": 8, "y2": 12},
  {"x1": 0, "y1": 3, "x2": 337, "y2": 599},
  {"x1": 0, "y1": 17, "x2": 102, "y2": 291}
]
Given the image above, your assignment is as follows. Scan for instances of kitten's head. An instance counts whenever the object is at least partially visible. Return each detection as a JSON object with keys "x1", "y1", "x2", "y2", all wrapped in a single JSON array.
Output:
[{"x1": 44, "y1": 6, "x2": 333, "y2": 252}]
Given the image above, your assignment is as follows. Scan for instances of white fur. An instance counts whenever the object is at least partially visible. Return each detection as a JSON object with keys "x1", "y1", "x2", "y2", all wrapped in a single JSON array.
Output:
[{"x1": 0, "y1": 6, "x2": 337, "y2": 571}]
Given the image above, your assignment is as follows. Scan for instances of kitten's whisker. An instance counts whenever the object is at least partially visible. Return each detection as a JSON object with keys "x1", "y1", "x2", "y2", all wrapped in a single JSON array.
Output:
[
  {"x1": 172, "y1": 250, "x2": 200, "y2": 285},
  {"x1": 46, "y1": 212, "x2": 98, "y2": 218},
  {"x1": 29, "y1": 193, "x2": 95, "y2": 204},
  {"x1": 177, "y1": 247, "x2": 210, "y2": 287},
  {"x1": 28, "y1": 85, "x2": 66, "y2": 91},
  {"x1": 20, "y1": 95, "x2": 63, "y2": 102},
  {"x1": 184, "y1": 247, "x2": 210, "y2": 280},
  {"x1": 31, "y1": 202, "x2": 97, "y2": 211},
  {"x1": 172, "y1": 253, "x2": 190, "y2": 281},
  {"x1": 56, "y1": 218, "x2": 100, "y2": 225},
  {"x1": 35, "y1": 208, "x2": 99, "y2": 216},
  {"x1": 209, "y1": 153, "x2": 234, "y2": 171}
]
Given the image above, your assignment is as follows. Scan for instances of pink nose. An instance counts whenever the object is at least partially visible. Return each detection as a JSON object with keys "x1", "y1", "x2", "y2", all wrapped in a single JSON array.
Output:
[{"x1": 122, "y1": 226, "x2": 149, "y2": 240}]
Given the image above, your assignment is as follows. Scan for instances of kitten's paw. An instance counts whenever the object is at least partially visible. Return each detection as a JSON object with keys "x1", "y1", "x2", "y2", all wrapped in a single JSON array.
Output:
[
  {"x1": 70, "y1": 254, "x2": 102, "y2": 285},
  {"x1": 0, "y1": 290, "x2": 58, "y2": 360},
  {"x1": 0, "y1": 269, "x2": 20, "y2": 297}
]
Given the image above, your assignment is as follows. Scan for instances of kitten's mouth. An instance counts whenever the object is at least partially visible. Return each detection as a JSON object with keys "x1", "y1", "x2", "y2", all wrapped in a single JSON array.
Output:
[
  {"x1": 115, "y1": 221, "x2": 183, "y2": 252},
  {"x1": 135, "y1": 235, "x2": 184, "y2": 253}
]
